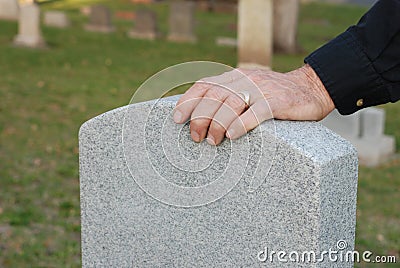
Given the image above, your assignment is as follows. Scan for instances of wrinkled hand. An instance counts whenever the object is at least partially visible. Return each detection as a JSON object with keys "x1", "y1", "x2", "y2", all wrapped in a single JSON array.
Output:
[{"x1": 173, "y1": 64, "x2": 335, "y2": 145}]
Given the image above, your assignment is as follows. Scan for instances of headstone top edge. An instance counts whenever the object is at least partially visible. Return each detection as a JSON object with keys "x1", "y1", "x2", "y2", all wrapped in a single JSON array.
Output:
[
  {"x1": 79, "y1": 95, "x2": 357, "y2": 163},
  {"x1": 272, "y1": 120, "x2": 357, "y2": 164}
]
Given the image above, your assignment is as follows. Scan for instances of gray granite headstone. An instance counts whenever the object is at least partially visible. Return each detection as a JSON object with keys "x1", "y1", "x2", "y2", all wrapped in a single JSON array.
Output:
[
  {"x1": 13, "y1": 3, "x2": 46, "y2": 48},
  {"x1": 84, "y1": 5, "x2": 114, "y2": 33},
  {"x1": 44, "y1": 10, "x2": 70, "y2": 28},
  {"x1": 127, "y1": 9, "x2": 159, "y2": 40},
  {"x1": 167, "y1": 1, "x2": 197, "y2": 43},
  {"x1": 80, "y1": 96, "x2": 358, "y2": 267},
  {"x1": 0, "y1": 0, "x2": 19, "y2": 20},
  {"x1": 321, "y1": 108, "x2": 395, "y2": 167}
]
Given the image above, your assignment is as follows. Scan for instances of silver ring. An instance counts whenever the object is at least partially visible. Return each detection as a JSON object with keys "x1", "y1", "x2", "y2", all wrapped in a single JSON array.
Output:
[{"x1": 237, "y1": 90, "x2": 251, "y2": 107}]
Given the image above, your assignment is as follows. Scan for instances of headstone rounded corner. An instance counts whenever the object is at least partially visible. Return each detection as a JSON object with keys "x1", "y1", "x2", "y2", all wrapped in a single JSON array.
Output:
[{"x1": 80, "y1": 104, "x2": 131, "y2": 132}]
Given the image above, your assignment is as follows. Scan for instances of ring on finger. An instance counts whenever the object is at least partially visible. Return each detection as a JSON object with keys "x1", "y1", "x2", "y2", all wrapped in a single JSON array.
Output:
[{"x1": 236, "y1": 90, "x2": 251, "y2": 108}]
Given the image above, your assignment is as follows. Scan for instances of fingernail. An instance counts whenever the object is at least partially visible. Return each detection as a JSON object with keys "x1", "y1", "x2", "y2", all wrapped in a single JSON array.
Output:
[
  {"x1": 173, "y1": 110, "x2": 182, "y2": 123},
  {"x1": 207, "y1": 135, "x2": 216, "y2": 146},
  {"x1": 226, "y1": 129, "x2": 236, "y2": 139},
  {"x1": 192, "y1": 131, "x2": 200, "y2": 142}
]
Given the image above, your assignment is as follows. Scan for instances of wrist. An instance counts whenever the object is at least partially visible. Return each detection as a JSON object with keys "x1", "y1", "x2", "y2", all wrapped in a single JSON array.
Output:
[{"x1": 300, "y1": 64, "x2": 335, "y2": 117}]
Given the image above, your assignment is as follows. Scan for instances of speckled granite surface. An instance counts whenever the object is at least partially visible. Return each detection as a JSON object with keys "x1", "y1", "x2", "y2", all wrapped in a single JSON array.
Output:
[{"x1": 79, "y1": 95, "x2": 358, "y2": 267}]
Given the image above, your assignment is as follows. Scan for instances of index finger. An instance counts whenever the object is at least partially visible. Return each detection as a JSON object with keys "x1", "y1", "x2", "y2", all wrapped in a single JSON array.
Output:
[
  {"x1": 173, "y1": 70, "x2": 236, "y2": 124},
  {"x1": 174, "y1": 69, "x2": 250, "y2": 124},
  {"x1": 173, "y1": 81, "x2": 210, "y2": 124}
]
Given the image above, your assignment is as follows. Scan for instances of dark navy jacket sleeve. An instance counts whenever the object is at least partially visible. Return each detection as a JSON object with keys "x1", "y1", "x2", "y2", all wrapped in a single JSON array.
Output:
[{"x1": 305, "y1": 0, "x2": 400, "y2": 115}]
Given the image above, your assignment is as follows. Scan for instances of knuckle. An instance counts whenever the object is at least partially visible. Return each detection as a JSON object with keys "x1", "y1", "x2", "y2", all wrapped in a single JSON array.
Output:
[
  {"x1": 205, "y1": 88, "x2": 226, "y2": 101},
  {"x1": 190, "y1": 118, "x2": 209, "y2": 131},
  {"x1": 208, "y1": 125, "x2": 225, "y2": 141},
  {"x1": 193, "y1": 81, "x2": 208, "y2": 91},
  {"x1": 225, "y1": 95, "x2": 245, "y2": 110},
  {"x1": 210, "y1": 120, "x2": 226, "y2": 133}
]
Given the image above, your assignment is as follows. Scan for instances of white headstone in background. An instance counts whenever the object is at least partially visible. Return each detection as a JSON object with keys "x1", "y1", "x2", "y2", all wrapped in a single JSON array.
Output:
[
  {"x1": 238, "y1": 0, "x2": 273, "y2": 69},
  {"x1": 13, "y1": 4, "x2": 46, "y2": 48},
  {"x1": 321, "y1": 108, "x2": 396, "y2": 166},
  {"x1": 273, "y1": 0, "x2": 299, "y2": 53},
  {"x1": 80, "y1": 95, "x2": 358, "y2": 267},
  {"x1": 44, "y1": 11, "x2": 70, "y2": 28},
  {"x1": 322, "y1": 109, "x2": 361, "y2": 139},
  {"x1": 0, "y1": 0, "x2": 19, "y2": 20}
]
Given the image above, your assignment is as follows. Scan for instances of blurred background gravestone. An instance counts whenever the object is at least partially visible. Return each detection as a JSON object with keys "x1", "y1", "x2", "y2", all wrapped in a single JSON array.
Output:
[
  {"x1": 80, "y1": 5, "x2": 91, "y2": 16},
  {"x1": 321, "y1": 108, "x2": 396, "y2": 167},
  {"x1": 238, "y1": 0, "x2": 273, "y2": 69},
  {"x1": 44, "y1": 11, "x2": 70, "y2": 28},
  {"x1": 213, "y1": 1, "x2": 237, "y2": 13},
  {"x1": 80, "y1": 96, "x2": 358, "y2": 267},
  {"x1": 84, "y1": 5, "x2": 115, "y2": 33},
  {"x1": 13, "y1": 3, "x2": 46, "y2": 48},
  {"x1": 0, "y1": 0, "x2": 19, "y2": 20},
  {"x1": 202, "y1": 0, "x2": 238, "y2": 13},
  {"x1": 167, "y1": 1, "x2": 197, "y2": 43},
  {"x1": 273, "y1": 0, "x2": 299, "y2": 53},
  {"x1": 127, "y1": 9, "x2": 159, "y2": 40}
]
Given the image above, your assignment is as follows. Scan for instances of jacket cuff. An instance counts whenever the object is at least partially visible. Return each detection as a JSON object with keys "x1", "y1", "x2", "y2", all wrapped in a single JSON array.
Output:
[{"x1": 304, "y1": 30, "x2": 390, "y2": 115}]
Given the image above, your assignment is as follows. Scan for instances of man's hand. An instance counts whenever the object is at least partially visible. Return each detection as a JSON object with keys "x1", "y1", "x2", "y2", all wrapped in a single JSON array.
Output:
[{"x1": 173, "y1": 64, "x2": 335, "y2": 145}]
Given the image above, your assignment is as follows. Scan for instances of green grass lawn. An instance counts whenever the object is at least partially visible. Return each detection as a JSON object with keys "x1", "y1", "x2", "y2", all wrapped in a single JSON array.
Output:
[{"x1": 0, "y1": 0, "x2": 398, "y2": 266}]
